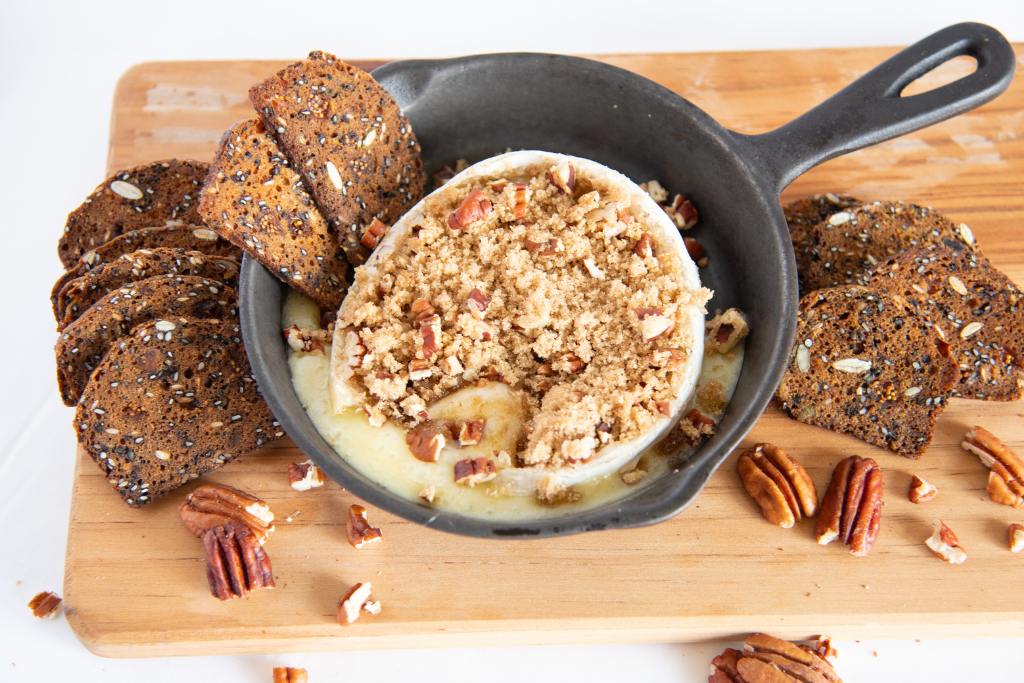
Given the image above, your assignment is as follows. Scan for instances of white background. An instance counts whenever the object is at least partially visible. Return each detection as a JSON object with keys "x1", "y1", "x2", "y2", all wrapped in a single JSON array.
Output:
[{"x1": 2, "y1": 1, "x2": 1023, "y2": 680}]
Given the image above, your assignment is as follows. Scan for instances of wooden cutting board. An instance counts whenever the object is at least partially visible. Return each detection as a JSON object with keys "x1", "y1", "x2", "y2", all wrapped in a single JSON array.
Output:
[{"x1": 65, "y1": 47, "x2": 1024, "y2": 657}]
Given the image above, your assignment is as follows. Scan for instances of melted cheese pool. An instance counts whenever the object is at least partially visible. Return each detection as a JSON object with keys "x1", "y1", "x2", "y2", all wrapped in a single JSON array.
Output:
[{"x1": 284, "y1": 291, "x2": 744, "y2": 520}]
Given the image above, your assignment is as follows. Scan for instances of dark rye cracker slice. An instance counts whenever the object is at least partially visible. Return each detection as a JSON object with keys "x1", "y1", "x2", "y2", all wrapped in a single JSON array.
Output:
[
  {"x1": 799, "y1": 200, "x2": 974, "y2": 291},
  {"x1": 54, "y1": 247, "x2": 239, "y2": 329},
  {"x1": 866, "y1": 244, "x2": 1024, "y2": 401},
  {"x1": 58, "y1": 160, "x2": 209, "y2": 267},
  {"x1": 51, "y1": 224, "x2": 238, "y2": 314},
  {"x1": 56, "y1": 275, "x2": 238, "y2": 406},
  {"x1": 75, "y1": 318, "x2": 283, "y2": 507},
  {"x1": 198, "y1": 118, "x2": 348, "y2": 310},
  {"x1": 783, "y1": 193, "x2": 861, "y2": 292},
  {"x1": 776, "y1": 286, "x2": 959, "y2": 457},
  {"x1": 250, "y1": 51, "x2": 423, "y2": 265}
]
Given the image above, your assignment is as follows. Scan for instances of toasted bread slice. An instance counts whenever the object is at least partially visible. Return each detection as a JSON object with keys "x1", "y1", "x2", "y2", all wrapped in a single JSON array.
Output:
[
  {"x1": 199, "y1": 118, "x2": 348, "y2": 310},
  {"x1": 58, "y1": 160, "x2": 208, "y2": 267},
  {"x1": 250, "y1": 51, "x2": 422, "y2": 265},
  {"x1": 776, "y1": 285, "x2": 959, "y2": 457},
  {"x1": 75, "y1": 318, "x2": 283, "y2": 506}
]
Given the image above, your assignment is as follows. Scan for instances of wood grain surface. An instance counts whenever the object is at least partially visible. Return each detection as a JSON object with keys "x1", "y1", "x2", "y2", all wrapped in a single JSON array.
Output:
[{"x1": 65, "y1": 47, "x2": 1024, "y2": 657}]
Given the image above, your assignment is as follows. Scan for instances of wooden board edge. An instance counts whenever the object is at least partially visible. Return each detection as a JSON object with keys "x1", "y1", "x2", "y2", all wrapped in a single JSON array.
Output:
[{"x1": 62, "y1": 611, "x2": 1024, "y2": 658}]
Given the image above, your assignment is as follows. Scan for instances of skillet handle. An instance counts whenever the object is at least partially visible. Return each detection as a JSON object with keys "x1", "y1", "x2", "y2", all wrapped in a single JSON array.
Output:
[{"x1": 738, "y1": 22, "x2": 1016, "y2": 193}]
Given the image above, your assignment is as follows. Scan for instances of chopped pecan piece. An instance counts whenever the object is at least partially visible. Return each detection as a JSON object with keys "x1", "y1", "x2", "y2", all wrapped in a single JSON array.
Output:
[
  {"x1": 454, "y1": 457, "x2": 497, "y2": 486},
  {"x1": 27, "y1": 591, "x2": 62, "y2": 619},
  {"x1": 664, "y1": 194, "x2": 698, "y2": 229},
  {"x1": 523, "y1": 236, "x2": 563, "y2": 255},
  {"x1": 179, "y1": 483, "x2": 275, "y2": 545},
  {"x1": 511, "y1": 182, "x2": 530, "y2": 219},
  {"x1": 417, "y1": 314, "x2": 442, "y2": 359},
  {"x1": 908, "y1": 474, "x2": 937, "y2": 503},
  {"x1": 467, "y1": 287, "x2": 491, "y2": 317},
  {"x1": 283, "y1": 324, "x2": 330, "y2": 353},
  {"x1": 737, "y1": 443, "x2": 818, "y2": 528},
  {"x1": 406, "y1": 423, "x2": 446, "y2": 462},
  {"x1": 418, "y1": 484, "x2": 437, "y2": 504},
  {"x1": 457, "y1": 418, "x2": 486, "y2": 446},
  {"x1": 360, "y1": 217, "x2": 389, "y2": 250},
  {"x1": 547, "y1": 160, "x2": 575, "y2": 194},
  {"x1": 203, "y1": 521, "x2": 275, "y2": 600},
  {"x1": 633, "y1": 233, "x2": 655, "y2": 258},
  {"x1": 337, "y1": 581, "x2": 377, "y2": 625},
  {"x1": 447, "y1": 189, "x2": 492, "y2": 229},
  {"x1": 273, "y1": 667, "x2": 308, "y2": 683},
  {"x1": 926, "y1": 520, "x2": 967, "y2": 564},
  {"x1": 815, "y1": 455, "x2": 883, "y2": 557},
  {"x1": 640, "y1": 313, "x2": 674, "y2": 342},
  {"x1": 288, "y1": 459, "x2": 325, "y2": 491},
  {"x1": 410, "y1": 297, "x2": 436, "y2": 321},
  {"x1": 342, "y1": 329, "x2": 366, "y2": 368},
  {"x1": 347, "y1": 504, "x2": 383, "y2": 549},
  {"x1": 706, "y1": 308, "x2": 750, "y2": 353},
  {"x1": 620, "y1": 466, "x2": 648, "y2": 485},
  {"x1": 709, "y1": 632, "x2": 843, "y2": 682},
  {"x1": 683, "y1": 237, "x2": 708, "y2": 267},
  {"x1": 962, "y1": 426, "x2": 1024, "y2": 508},
  {"x1": 639, "y1": 179, "x2": 668, "y2": 203},
  {"x1": 1008, "y1": 523, "x2": 1024, "y2": 553},
  {"x1": 408, "y1": 358, "x2": 432, "y2": 381},
  {"x1": 440, "y1": 355, "x2": 464, "y2": 376}
]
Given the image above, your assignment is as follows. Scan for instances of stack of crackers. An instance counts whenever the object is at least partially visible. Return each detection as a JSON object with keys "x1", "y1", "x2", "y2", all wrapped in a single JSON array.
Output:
[
  {"x1": 776, "y1": 195, "x2": 1024, "y2": 456},
  {"x1": 53, "y1": 52, "x2": 425, "y2": 506}
]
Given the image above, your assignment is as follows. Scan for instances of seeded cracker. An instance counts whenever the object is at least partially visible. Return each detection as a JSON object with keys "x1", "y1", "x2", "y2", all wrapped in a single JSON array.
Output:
[
  {"x1": 76, "y1": 318, "x2": 283, "y2": 506},
  {"x1": 782, "y1": 193, "x2": 860, "y2": 292},
  {"x1": 866, "y1": 243, "x2": 1024, "y2": 400},
  {"x1": 776, "y1": 285, "x2": 959, "y2": 457},
  {"x1": 54, "y1": 247, "x2": 239, "y2": 329},
  {"x1": 799, "y1": 200, "x2": 973, "y2": 291},
  {"x1": 56, "y1": 275, "x2": 238, "y2": 406},
  {"x1": 51, "y1": 224, "x2": 238, "y2": 315},
  {"x1": 250, "y1": 51, "x2": 423, "y2": 266},
  {"x1": 198, "y1": 118, "x2": 349, "y2": 310},
  {"x1": 58, "y1": 160, "x2": 209, "y2": 267}
]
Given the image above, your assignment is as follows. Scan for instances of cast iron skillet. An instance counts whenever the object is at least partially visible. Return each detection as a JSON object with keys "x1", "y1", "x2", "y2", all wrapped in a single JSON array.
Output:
[{"x1": 240, "y1": 22, "x2": 1015, "y2": 538}]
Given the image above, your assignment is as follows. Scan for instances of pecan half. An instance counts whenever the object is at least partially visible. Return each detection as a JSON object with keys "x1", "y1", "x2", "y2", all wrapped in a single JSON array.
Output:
[
  {"x1": 27, "y1": 591, "x2": 62, "y2": 619},
  {"x1": 709, "y1": 632, "x2": 842, "y2": 682},
  {"x1": 338, "y1": 581, "x2": 378, "y2": 625},
  {"x1": 179, "y1": 483, "x2": 275, "y2": 545},
  {"x1": 406, "y1": 422, "x2": 446, "y2": 462},
  {"x1": 273, "y1": 667, "x2": 308, "y2": 683},
  {"x1": 962, "y1": 426, "x2": 1024, "y2": 508},
  {"x1": 288, "y1": 459, "x2": 325, "y2": 491},
  {"x1": 1009, "y1": 523, "x2": 1024, "y2": 553},
  {"x1": 925, "y1": 520, "x2": 967, "y2": 564},
  {"x1": 706, "y1": 308, "x2": 750, "y2": 354},
  {"x1": 454, "y1": 457, "x2": 497, "y2": 486},
  {"x1": 203, "y1": 521, "x2": 275, "y2": 600},
  {"x1": 908, "y1": 474, "x2": 937, "y2": 503},
  {"x1": 360, "y1": 217, "x2": 389, "y2": 250},
  {"x1": 347, "y1": 504, "x2": 383, "y2": 549},
  {"x1": 737, "y1": 443, "x2": 818, "y2": 528},
  {"x1": 815, "y1": 456, "x2": 883, "y2": 557},
  {"x1": 447, "y1": 189, "x2": 492, "y2": 229}
]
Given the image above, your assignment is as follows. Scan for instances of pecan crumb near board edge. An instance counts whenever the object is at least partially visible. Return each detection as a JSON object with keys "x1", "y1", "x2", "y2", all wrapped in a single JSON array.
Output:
[{"x1": 27, "y1": 591, "x2": 62, "y2": 619}]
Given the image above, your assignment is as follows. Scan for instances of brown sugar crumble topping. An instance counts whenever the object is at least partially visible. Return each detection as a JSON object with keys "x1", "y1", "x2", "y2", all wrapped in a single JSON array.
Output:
[{"x1": 334, "y1": 159, "x2": 711, "y2": 470}]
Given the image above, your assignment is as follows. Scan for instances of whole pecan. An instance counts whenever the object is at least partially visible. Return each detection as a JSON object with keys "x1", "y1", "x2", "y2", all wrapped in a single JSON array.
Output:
[
  {"x1": 736, "y1": 443, "x2": 817, "y2": 528},
  {"x1": 709, "y1": 633, "x2": 842, "y2": 682},
  {"x1": 815, "y1": 455, "x2": 883, "y2": 557},
  {"x1": 961, "y1": 426, "x2": 1024, "y2": 508}
]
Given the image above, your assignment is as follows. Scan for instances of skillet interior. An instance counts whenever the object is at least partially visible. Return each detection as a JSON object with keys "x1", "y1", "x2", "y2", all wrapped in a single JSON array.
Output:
[{"x1": 241, "y1": 53, "x2": 797, "y2": 537}]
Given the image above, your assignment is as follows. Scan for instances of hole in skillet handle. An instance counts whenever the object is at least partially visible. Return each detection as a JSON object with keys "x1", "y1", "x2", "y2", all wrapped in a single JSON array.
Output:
[{"x1": 900, "y1": 55, "x2": 979, "y2": 98}]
